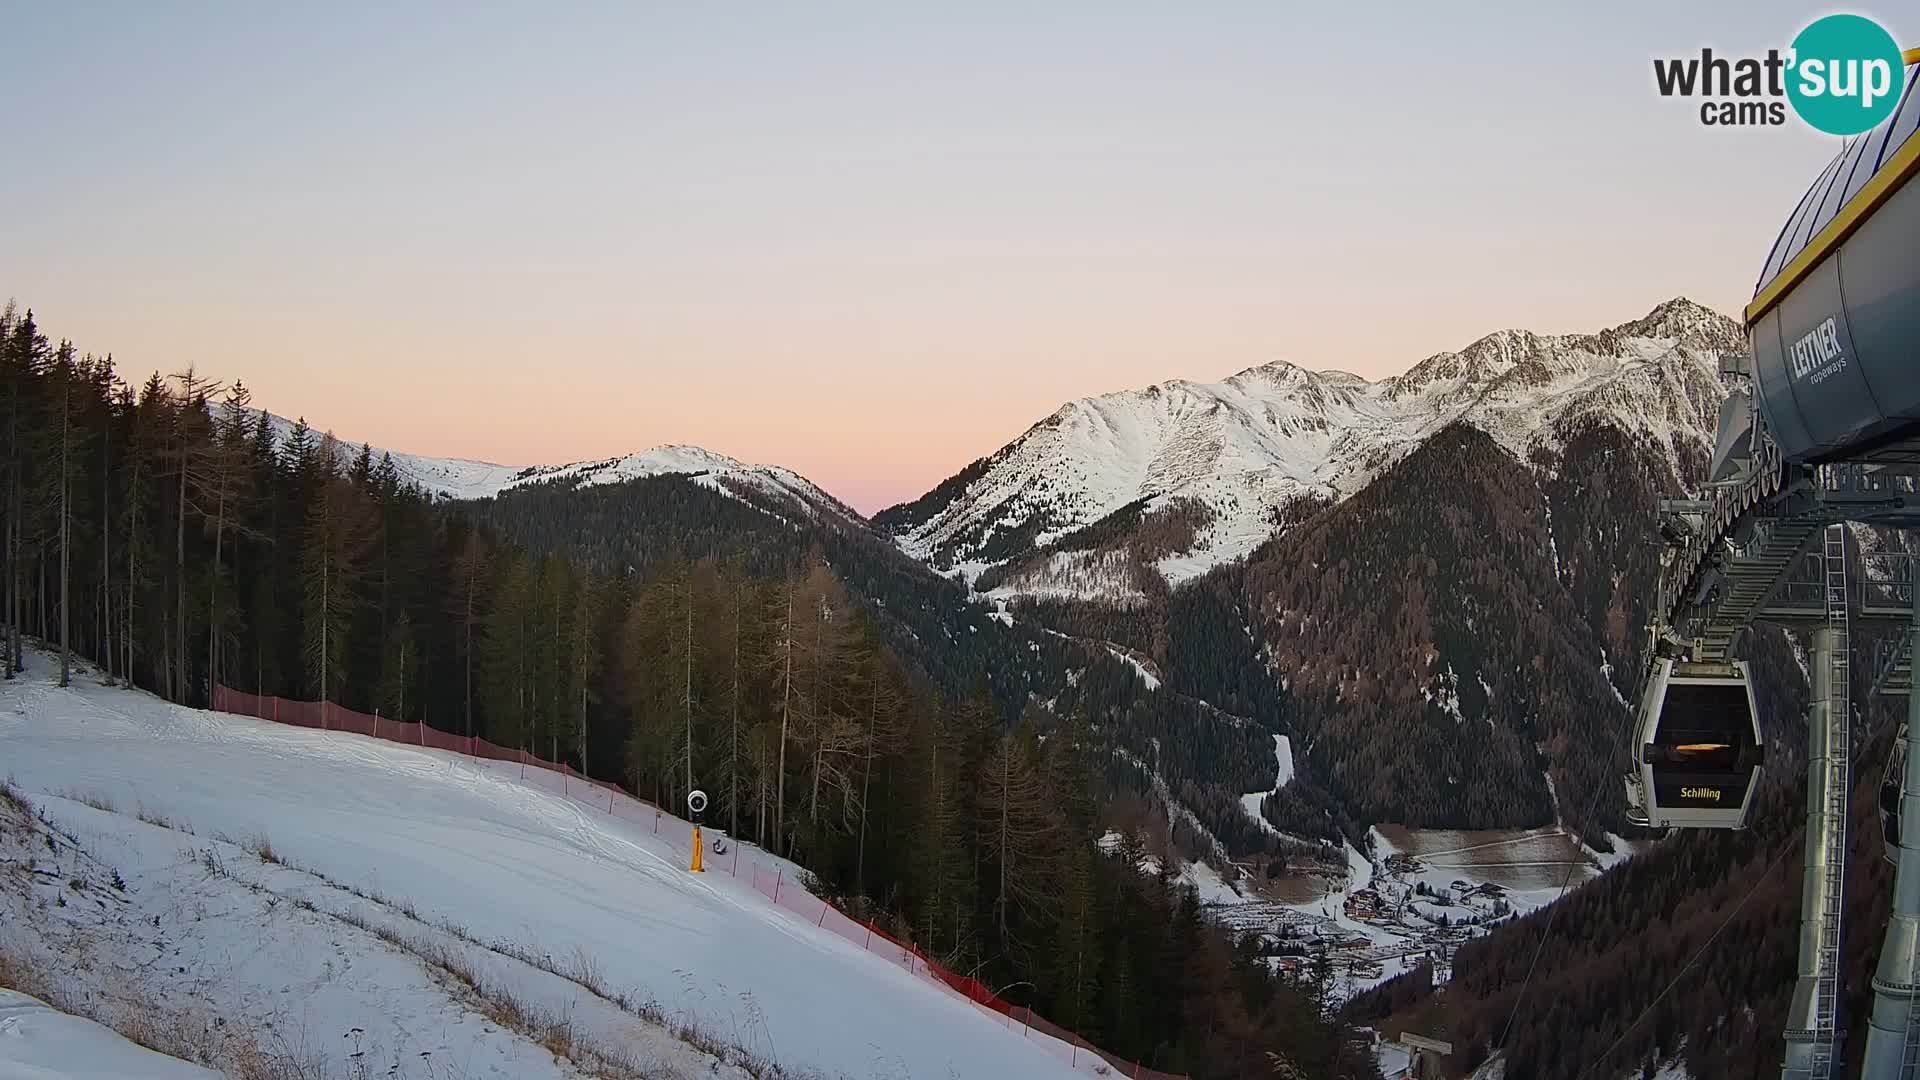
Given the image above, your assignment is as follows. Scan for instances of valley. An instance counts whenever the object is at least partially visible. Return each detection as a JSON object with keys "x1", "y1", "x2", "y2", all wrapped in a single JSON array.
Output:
[
  {"x1": 217, "y1": 297, "x2": 1753, "y2": 956},
  {"x1": 0, "y1": 293, "x2": 1782, "y2": 1079}
]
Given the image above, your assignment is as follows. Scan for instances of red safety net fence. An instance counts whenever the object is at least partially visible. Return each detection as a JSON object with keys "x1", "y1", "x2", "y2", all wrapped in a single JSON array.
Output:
[{"x1": 211, "y1": 685, "x2": 1187, "y2": 1080}]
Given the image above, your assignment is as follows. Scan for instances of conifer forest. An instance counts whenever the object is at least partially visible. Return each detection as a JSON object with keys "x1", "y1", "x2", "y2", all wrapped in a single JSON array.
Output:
[{"x1": 0, "y1": 304, "x2": 1380, "y2": 1079}]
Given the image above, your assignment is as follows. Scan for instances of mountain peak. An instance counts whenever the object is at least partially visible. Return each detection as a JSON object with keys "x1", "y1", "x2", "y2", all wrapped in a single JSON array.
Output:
[
  {"x1": 888, "y1": 298, "x2": 1739, "y2": 598},
  {"x1": 245, "y1": 410, "x2": 855, "y2": 522},
  {"x1": 1226, "y1": 359, "x2": 1365, "y2": 388},
  {"x1": 1608, "y1": 296, "x2": 1742, "y2": 349}
]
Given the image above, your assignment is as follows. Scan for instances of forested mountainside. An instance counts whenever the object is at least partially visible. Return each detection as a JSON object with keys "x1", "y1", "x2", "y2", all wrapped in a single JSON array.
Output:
[
  {"x1": 461, "y1": 470, "x2": 1074, "y2": 725},
  {"x1": 1349, "y1": 712, "x2": 1895, "y2": 1078},
  {"x1": 1246, "y1": 422, "x2": 1619, "y2": 832},
  {"x1": 469, "y1": 455, "x2": 1321, "y2": 866},
  {"x1": 864, "y1": 302, "x2": 1758, "y2": 847},
  {"x1": 468, "y1": 301, "x2": 1766, "y2": 853},
  {"x1": 1341, "y1": 543, "x2": 1908, "y2": 1078},
  {"x1": 0, "y1": 304, "x2": 1377, "y2": 1079}
]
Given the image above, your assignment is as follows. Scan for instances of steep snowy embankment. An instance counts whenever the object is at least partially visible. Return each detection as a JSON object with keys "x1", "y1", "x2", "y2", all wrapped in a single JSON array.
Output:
[
  {"x1": 0, "y1": 990, "x2": 219, "y2": 1079},
  {"x1": 0, "y1": 655, "x2": 1090, "y2": 1080}
]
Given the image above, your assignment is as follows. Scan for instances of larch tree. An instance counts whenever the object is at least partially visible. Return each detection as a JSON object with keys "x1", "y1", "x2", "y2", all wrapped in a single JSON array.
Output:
[
  {"x1": 47, "y1": 342, "x2": 89, "y2": 687},
  {"x1": 790, "y1": 556, "x2": 857, "y2": 850},
  {"x1": 96, "y1": 364, "x2": 125, "y2": 682},
  {"x1": 724, "y1": 572, "x2": 748, "y2": 840},
  {"x1": 481, "y1": 550, "x2": 534, "y2": 747},
  {"x1": 855, "y1": 651, "x2": 906, "y2": 896},
  {"x1": 980, "y1": 726, "x2": 1060, "y2": 944},
  {"x1": 201, "y1": 382, "x2": 263, "y2": 693},
  {"x1": 569, "y1": 570, "x2": 602, "y2": 771},
  {"x1": 1051, "y1": 842, "x2": 1101, "y2": 1033},
  {"x1": 449, "y1": 530, "x2": 489, "y2": 737},
  {"x1": 538, "y1": 553, "x2": 571, "y2": 761},
  {"x1": 377, "y1": 607, "x2": 416, "y2": 721},
  {"x1": 167, "y1": 367, "x2": 221, "y2": 703},
  {"x1": 244, "y1": 409, "x2": 281, "y2": 696},
  {"x1": 772, "y1": 575, "x2": 796, "y2": 852},
  {"x1": 623, "y1": 557, "x2": 697, "y2": 806},
  {"x1": 120, "y1": 374, "x2": 169, "y2": 686},
  {"x1": 745, "y1": 719, "x2": 781, "y2": 846},
  {"x1": 301, "y1": 450, "x2": 374, "y2": 709},
  {"x1": 4, "y1": 312, "x2": 50, "y2": 678}
]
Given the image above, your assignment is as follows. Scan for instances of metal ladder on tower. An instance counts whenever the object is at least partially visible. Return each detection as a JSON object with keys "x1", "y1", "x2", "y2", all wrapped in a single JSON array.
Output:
[
  {"x1": 1898, "y1": 564, "x2": 1920, "y2": 1078},
  {"x1": 1903, "y1": 909, "x2": 1920, "y2": 1076},
  {"x1": 1812, "y1": 523, "x2": 1854, "y2": 1079}
]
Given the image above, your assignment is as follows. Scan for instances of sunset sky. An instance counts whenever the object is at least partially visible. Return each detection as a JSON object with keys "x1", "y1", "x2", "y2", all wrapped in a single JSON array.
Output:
[{"x1": 3, "y1": 2, "x2": 1900, "y2": 513}]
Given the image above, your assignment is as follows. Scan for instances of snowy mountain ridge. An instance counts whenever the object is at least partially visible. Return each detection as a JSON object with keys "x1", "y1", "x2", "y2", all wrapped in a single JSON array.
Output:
[
  {"x1": 250, "y1": 410, "x2": 861, "y2": 525},
  {"x1": 877, "y1": 297, "x2": 1739, "y2": 599}
]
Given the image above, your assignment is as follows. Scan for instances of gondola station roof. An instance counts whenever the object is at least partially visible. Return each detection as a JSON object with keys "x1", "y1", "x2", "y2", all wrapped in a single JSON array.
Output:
[{"x1": 1748, "y1": 50, "x2": 1920, "y2": 464}]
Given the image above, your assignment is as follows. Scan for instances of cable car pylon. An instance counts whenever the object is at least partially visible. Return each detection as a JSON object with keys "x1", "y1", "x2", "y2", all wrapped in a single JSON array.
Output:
[
  {"x1": 1784, "y1": 524, "x2": 1855, "y2": 1078},
  {"x1": 1864, "y1": 572, "x2": 1920, "y2": 1078}
]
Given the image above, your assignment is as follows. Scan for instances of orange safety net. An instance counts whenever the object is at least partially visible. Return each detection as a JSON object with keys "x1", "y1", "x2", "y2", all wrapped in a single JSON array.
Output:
[{"x1": 210, "y1": 685, "x2": 1187, "y2": 1080}]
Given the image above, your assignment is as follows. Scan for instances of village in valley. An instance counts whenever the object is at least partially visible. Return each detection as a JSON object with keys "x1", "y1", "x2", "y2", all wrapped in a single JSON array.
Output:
[{"x1": 1190, "y1": 826, "x2": 1602, "y2": 1005}]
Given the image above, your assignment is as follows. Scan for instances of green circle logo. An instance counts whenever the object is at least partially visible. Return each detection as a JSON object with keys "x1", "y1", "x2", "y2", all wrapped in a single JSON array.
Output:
[{"x1": 1786, "y1": 14, "x2": 1907, "y2": 135}]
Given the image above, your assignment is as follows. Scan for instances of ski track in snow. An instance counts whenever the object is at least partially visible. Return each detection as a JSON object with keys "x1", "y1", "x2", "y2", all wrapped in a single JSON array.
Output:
[
  {"x1": 0, "y1": 652, "x2": 1099, "y2": 1080},
  {"x1": 1237, "y1": 734, "x2": 1293, "y2": 836}
]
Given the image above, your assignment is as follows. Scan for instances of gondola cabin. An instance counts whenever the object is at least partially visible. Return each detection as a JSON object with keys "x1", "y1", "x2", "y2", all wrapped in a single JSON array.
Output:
[{"x1": 1625, "y1": 658, "x2": 1764, "y2": 829}]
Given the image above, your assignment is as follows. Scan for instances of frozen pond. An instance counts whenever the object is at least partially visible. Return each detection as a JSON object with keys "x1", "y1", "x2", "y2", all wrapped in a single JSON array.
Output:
[{"x1": 1372, "y1": 824, "x2": 1616, "y2": 892}]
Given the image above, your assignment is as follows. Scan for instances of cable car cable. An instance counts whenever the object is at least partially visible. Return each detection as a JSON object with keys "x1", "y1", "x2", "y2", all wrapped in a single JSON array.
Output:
[
  {"x1": 1495, "y1": 660, "x2": 1650, "y2": 1053},
  {"x1": 1570, "y1": 837, "x2": 1793, "y2": 1080},
  {"x1": 1569, "y1": 702, "x2": 1896, "y2": 1080}
]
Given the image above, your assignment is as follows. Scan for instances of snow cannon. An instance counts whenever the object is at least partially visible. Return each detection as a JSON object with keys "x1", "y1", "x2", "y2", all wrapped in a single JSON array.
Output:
[{"x1": 687, "y1": 789, "x2": 708, "y2": 872}]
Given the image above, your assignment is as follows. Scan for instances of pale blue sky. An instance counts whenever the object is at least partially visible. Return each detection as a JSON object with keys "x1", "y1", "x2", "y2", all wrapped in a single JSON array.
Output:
[{"x1": 1, "y1": 2, "x2": 1903, "y2": 510}]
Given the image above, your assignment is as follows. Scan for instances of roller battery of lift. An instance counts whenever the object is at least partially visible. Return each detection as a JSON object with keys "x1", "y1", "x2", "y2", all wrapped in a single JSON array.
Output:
[{"x1": 1620, "y1": 45, "x2": 1920, "y2": 1080}]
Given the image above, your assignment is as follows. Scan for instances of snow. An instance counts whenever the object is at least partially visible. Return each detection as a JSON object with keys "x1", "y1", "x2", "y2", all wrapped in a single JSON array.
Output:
[
  {"x1": 1106, "y1": 646, "x2": 1161, "y2": 690},
  {"x1": 1344, "y1": 839, "x2": 1374, "y2": 892},
  {"x1": 981, "y1": 549, "x2": 1150, "y2": 607},
  {"x1": 1178, "y1": 860, "x2": 1245, "y2": 907},
  {"x1": 0, "y1": 653, "x2": 1099, "y2": 1080},
  {"x1": 1270, "y1": 734, "x2": 1294, "y2": 788},
  {"x1": 0, "y1": 990, "x2": 219, "y2": 1079},
  {"x1": 246, "y1": 410, "x2": 857, "y2": 523},
  {"x1": 888, "y1": 299, "x2": 1735, "y2": 600},
  {"x1": 1238, "y1": 734, "x2": 1293, "y2": 835},
  {"x1": 1375, "y1": 1037, "x2": 1412, "y2": 1079}
]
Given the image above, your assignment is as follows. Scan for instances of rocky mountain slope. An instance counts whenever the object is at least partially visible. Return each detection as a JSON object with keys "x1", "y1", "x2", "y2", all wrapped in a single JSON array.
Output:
[
  {"x1": 282, "y1": 298, "x2": 1756, "y2": 844},
  {"x1": 877, "y1": 298, "x2": 1740, "y2": 604}
]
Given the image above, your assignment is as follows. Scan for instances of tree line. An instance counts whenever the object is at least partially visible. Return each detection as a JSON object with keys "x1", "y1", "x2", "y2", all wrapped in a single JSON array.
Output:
[{"x1": 0, "y1": 304, "x2": 1379, "y2": 1080}]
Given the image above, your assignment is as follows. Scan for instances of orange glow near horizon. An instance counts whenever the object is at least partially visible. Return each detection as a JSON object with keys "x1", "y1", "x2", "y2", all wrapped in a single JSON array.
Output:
[{"x1": 1, "y1": 3, "x2": 1863, "y2": 513}]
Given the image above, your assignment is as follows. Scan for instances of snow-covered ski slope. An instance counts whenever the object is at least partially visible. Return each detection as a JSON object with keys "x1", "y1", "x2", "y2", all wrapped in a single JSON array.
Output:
[
  {"x1": 0, "y1": 655, "x2": 1097, "y2": 1080},
  {"x1": 0, "y1": 990, "x2": 218, "y2": 1079}
]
